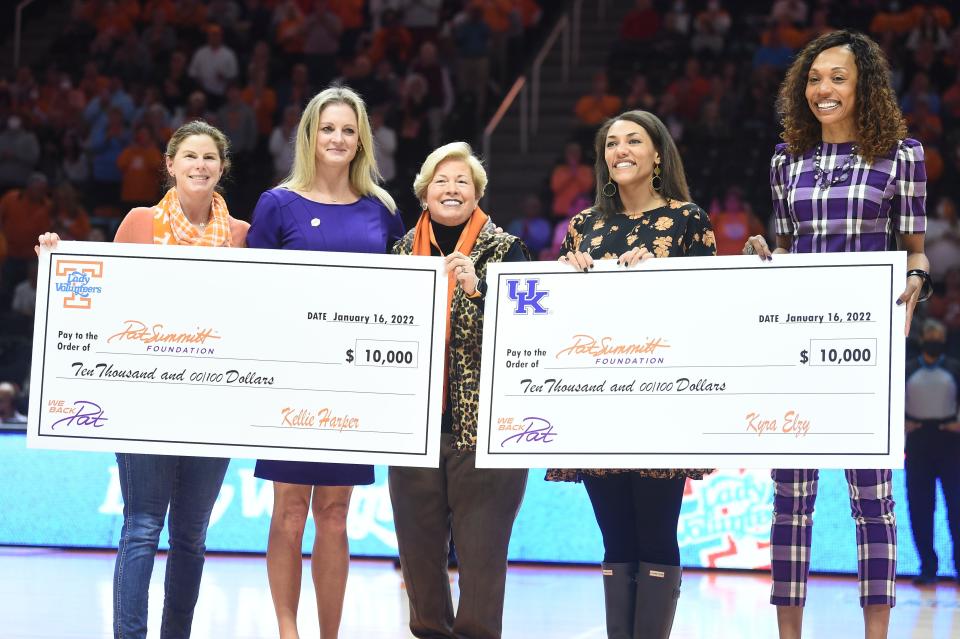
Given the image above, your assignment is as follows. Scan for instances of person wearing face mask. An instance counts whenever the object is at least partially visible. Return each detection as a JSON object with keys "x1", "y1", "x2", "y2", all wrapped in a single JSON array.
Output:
[
  {"x1": 38, "y1": 120, "x2": 248, "y2": 639},
  {"x1": 743, "y1": 31, "x2": 930, "y2": 639},
  {"x1": 389, "y1": 141, "x2": 529, "y2": 639},
  {"x1": 247, "y1": 85, "x2": 404, "y2": 639},
  {"x1": 905, "y1": 319, "x2": 960, "y2": 586},
  {"x1": 549, "y1": 109, "x2": 716, "y2": 639}
]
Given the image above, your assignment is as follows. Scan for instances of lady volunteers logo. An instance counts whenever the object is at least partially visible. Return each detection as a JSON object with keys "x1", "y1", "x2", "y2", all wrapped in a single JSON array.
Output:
[{"x1": 54, "y1": 260, "x2": 104, "y2": 309}]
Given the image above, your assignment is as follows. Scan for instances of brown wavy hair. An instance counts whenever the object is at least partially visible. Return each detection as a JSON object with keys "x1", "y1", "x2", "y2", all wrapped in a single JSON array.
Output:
[
  {"x1": 776, "y1": 30, "x2": 907, "y2": 163},
  {"x1": 592, "y1": 110, "x2": 690, "y2": 218}
]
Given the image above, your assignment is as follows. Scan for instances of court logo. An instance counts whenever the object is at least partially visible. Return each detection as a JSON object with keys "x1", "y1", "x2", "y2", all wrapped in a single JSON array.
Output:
[
  {"x1": 505, "y1": 279, "x2": 549, "y2": 315},
  {"x1": 54, "y1": 260, "x2": 104, "y2": 309}
]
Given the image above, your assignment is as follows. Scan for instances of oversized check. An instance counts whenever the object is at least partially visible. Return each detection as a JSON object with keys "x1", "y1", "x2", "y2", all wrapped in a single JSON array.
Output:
[
  {"x1": 476, "y1": 252, "x2": 906, "y2": 469},
  {"x1": 28, "y1": 241, "x2": 447, "y2": 466}
]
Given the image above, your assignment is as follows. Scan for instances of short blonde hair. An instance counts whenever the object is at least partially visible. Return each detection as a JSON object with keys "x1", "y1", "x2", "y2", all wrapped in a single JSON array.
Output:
[
  {"x1": 281, "y1": 85, "x2": 396, "y2": 213},
  {"x1": 412, "y1": 142, "x2": 488, "y2": 207}
]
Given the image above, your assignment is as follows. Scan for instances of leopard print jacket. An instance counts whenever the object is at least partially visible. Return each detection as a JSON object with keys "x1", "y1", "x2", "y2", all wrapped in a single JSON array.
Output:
[{"x1": 393, "y1": 221, "x2": 526, "y2": 451}]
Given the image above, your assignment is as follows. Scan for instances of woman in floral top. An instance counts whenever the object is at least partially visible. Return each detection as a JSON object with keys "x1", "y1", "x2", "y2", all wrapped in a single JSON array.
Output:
[{"x1": 548, "y1": 109, "x2": 715, "y2": 639}]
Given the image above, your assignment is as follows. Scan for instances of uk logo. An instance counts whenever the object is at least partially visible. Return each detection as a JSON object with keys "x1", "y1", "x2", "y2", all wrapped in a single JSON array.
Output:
[{"x1": 505, "y1": 279, "x2": 549, "y2": 315}]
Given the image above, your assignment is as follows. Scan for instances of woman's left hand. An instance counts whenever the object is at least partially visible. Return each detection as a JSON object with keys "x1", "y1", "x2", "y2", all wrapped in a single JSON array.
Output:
[
  {"x1": 445, "y1": 251, "x2": 478, "y2": 295},
  {"x1": 617, "y1": 246, "x2": 653, "y2": 267},
  {"x1": 896, "y1": 274, "x2": 923, "y2": 336}
]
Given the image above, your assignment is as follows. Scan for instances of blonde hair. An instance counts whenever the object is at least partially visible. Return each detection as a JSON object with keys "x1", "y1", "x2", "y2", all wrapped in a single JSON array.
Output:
[
  {"x1": 412, "y1": 141, "x2": 488, "y2": 207},
  {"x1": 280, "y1": 86, "x2": 396, "y2": 213}
]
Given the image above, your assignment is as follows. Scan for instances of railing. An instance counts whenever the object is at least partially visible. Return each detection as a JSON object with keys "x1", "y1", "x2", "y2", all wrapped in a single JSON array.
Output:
[
  {"x1": 13, "y1": 0, "x2": 39, "y2": 70},
  {"x1": 481, "y1": 0, "x2": 614, "y2": 180},
  {"x1": 482, "y1": 76, "x2": 527, "y2": 172},
  {"x1": 530, "y1": 14, "x2": 569, "y2": 136},
  {"x1": 482, "y1": 0, "x2": 581, "y2": 180}
]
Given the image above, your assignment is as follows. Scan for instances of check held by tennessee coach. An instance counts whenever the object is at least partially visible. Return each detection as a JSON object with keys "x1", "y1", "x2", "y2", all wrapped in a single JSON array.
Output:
[
  {"x1": 476, "y1": 252, "x2": 906, "y2": 469},
  {"x1": 28, "y1": 241, "x2": 448, "y2": 467}
]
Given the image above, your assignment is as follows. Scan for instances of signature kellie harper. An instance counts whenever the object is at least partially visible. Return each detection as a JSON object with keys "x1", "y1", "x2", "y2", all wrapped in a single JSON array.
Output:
[{"x1": 107, "y1": 320, "x2": 222, "y2": 345}]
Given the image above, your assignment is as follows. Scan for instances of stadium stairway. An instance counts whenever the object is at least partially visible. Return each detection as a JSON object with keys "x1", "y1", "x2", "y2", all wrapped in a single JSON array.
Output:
[{"x1": 483, "y1": 0, "x2": 633, "y2": 221}]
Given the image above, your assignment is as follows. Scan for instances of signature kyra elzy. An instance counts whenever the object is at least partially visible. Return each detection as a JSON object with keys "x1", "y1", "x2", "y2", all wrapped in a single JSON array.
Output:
[
  {"x1": 500, "y1": 417, "x2": 556, "y2": 447},
  {"x1": 51, "y1": 400, "x2": 109, "y2": 430}
]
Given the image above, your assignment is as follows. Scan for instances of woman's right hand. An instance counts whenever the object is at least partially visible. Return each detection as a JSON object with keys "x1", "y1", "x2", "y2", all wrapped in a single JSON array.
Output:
[
  {"x1": 742, "y1": 234, "x2": 773, "y2": 261},
  {"x1": 34, "y1": 232, "x2": 61, "y2": 257},
  {"x1": 560, "y1": 250, "x2": 594, "y2": 272}
]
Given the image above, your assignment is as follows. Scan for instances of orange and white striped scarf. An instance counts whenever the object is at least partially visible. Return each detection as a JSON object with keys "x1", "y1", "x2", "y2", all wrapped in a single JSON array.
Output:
[{"x1": 152, "y1": 187, "x2": 232, "y2": 247}]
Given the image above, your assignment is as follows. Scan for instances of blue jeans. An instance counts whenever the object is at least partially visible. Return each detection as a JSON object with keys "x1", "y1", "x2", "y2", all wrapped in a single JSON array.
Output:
[{"x1": 113, "y1": 453, "x2": 229, "y2": 639}]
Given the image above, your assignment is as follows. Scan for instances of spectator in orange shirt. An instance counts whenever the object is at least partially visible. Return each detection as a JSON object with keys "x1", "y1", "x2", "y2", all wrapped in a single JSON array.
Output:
[
  {"x1": 550, "y1": 142, "x2": 593, "y2": 218},
  {"x1": 666, "y1": 58, "x2": 712, "y2": 122},
  {"x1": 906, "y1": 9, "x2": 951, "y2": 53},
  {"x1": 95, "y1": 0, "x2": 138, "y2": 40},
  {"x1": 691, "y1": 0, "x2": 731, "y2": 55},
  {"x1": 709, "y1": 186, "x2": 765, "y2": 256},
  {"x1": 575, "y1": 72, "x2": 622, "y2": 128},
  {"x1": 242, "y1": 66, "x2": 278, "y2": 139},
  {"x1": 479, "y1": 0, "x2": 512, "y2": 83},
  {"x1": 870, "y1": 3, "x2": 919, "y2": 38},
  {"x1": 117, "y1": 125, "x2": 164, "y2": 208},
  {"x1": 369, "y1": 9, "x2": 414, "y2": 68},
  {"x1": 762, "y1": 16, "x2": 806, "y2": 51},
  {"x1": 274, "y1": 0, "x2": 305, "y2": 65},
  {"x1": 0, "y1": 172, "x2": 52, "y2": 289},
  {"x1": 330, "y1": 0, "x2": 364, "y2": 56},
  {"x1": 50, "y1": 182, "x2": 91, "y2": 241}
]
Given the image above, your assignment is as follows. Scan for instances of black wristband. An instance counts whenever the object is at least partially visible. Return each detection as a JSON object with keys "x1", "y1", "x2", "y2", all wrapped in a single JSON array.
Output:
[{"x1": 906, "y1": 269, "x2": 933, "y2": 302}]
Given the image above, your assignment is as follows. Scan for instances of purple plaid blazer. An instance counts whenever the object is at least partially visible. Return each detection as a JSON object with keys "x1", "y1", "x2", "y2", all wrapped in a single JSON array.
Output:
[{"x1": 771, "y1": 138, "x2": 926, "y2": 253}]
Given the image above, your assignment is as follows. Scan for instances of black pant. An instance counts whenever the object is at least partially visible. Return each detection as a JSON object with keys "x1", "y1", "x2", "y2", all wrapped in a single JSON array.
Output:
[
  {"x1": 905, "y1": 424, "x2": 960, "y2": 576},
  {"x1": 583, "y1": 473, "x2": 685, "y2": 566}
]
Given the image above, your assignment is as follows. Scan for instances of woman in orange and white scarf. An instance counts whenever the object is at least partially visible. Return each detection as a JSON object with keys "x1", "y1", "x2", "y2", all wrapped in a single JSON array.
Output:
[{"x1": 37, "y1": 120, "x2": 248, "y2": 639}]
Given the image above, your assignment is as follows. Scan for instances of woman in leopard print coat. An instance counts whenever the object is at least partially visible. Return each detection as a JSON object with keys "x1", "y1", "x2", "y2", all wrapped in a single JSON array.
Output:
[{"x1": 388, "y1": 142, "x2": 529, "y2": 639}]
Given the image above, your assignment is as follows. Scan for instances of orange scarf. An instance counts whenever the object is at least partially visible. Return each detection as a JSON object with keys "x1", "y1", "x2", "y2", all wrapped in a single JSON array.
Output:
[
  {"x1": 152, "y1": 187, "x2": 232, "y2": 247},
  {"x1": 412, "y1": 207, "x2": 489, "y2": 408}
]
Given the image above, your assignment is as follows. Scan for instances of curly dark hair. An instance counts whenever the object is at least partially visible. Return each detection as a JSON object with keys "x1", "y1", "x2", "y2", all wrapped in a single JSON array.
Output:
[{"x1": 776, "y1": 30, "x2": 907, "y2": 163}]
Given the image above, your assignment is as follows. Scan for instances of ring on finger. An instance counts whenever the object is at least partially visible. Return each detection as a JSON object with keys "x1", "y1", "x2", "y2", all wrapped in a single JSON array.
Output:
[{"x1": 744, "y1": 243, "x2": 756, "y2": 255}]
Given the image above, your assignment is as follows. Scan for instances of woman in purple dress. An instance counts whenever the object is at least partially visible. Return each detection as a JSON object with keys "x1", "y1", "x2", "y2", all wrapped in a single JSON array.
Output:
[
  {"x1": 248, "y1": 86, "x2": 403, "y2": 639},
  {"x1": 744, "y1": 31, "x2": 930, "y2": 639}
]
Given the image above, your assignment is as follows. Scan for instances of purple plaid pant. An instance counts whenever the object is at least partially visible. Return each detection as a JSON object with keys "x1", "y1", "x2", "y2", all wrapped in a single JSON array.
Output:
[{"x1": 770, "y1": 469, "x2": 897, "y2": 607}]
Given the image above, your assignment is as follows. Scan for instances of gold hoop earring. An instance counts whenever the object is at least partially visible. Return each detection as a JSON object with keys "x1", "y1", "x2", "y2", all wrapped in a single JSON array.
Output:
[
  {"x1": 601, "y1": 179, "x2": 617, "y2": 197},
  {"x1": 652, "y1": 165, "x2": 663, "y2": 192}
]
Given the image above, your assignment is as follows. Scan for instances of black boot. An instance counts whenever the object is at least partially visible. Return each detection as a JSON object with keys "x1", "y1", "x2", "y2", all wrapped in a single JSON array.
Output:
[
  {"x1": 633, "y1": 561, "x2": 681, "y2": 639},
  {"x1": 601, "y1": 561, "x2": 637, "y2": 639}
]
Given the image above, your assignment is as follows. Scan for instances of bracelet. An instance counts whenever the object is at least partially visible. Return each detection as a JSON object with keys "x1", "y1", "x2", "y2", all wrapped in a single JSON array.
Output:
[{"x1": 906, "y1": 269, "x2": 933, "y2": 302}]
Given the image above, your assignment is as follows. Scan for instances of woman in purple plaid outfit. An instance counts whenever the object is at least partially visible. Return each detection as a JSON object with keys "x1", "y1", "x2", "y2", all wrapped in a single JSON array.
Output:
[{"x1": 744, "y1": 31, "x2": 931, "y2": 639}]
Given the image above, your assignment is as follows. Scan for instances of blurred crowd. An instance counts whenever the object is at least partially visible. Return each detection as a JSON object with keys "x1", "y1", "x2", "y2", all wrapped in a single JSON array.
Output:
[
  {"x1": 512, "y1": 0, "x2": 959, "y2": 359},
  {"x1": 0, "y1": 0, "x2": 558, "y2": 419},
  {"x1": 2, "y1": 0, "x2": 960, "y2": 421}
]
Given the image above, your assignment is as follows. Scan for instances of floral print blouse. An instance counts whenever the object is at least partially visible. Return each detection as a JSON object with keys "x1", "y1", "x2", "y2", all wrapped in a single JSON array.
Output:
[{"x1": 546, "y1": 200, "x2": 716, "y2": 482}]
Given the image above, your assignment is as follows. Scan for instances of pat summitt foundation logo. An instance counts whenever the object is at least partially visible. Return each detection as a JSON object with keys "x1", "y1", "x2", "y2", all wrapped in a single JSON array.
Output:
[{"x1": 54, "y1": 260, "x2": 104, "y2": 309}]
